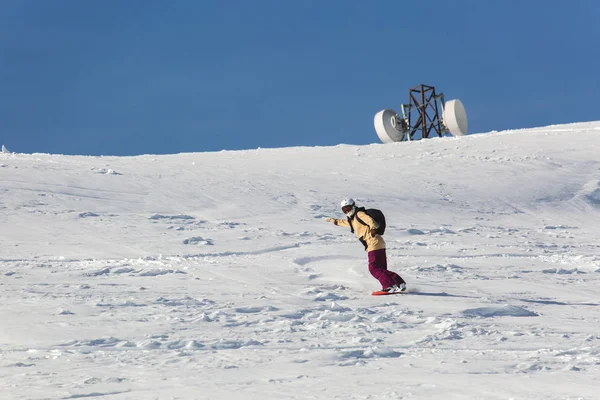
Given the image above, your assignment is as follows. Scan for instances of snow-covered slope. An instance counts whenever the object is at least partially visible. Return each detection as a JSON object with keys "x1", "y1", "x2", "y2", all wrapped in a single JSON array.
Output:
[{"x1": 1, "y1": 122, "x2": 599, "y2": 399}]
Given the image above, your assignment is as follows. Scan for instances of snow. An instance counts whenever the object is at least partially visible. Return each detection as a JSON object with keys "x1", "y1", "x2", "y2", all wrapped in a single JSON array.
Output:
[{"x1": 1, "y1": 122, "x2": 599, "y2": 399}]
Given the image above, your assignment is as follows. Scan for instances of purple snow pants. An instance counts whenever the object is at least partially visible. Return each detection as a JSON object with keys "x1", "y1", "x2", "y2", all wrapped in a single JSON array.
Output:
[{"x1": 367, "y1": 249, "x2": 405, "y2": 289}]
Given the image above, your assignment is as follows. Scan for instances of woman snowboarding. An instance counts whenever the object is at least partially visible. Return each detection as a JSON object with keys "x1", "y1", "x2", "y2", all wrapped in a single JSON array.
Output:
[{"x1": 325, "y1": 198, "x2": 406, "y2": 293}]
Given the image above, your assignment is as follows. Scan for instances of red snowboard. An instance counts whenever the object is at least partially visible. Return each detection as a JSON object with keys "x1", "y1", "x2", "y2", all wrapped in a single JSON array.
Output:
[{"x1": 371, "y1": 290, "x2": 407, "y2": 296}]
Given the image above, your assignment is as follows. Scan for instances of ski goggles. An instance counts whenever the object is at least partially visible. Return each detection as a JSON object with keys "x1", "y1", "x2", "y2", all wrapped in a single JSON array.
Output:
[{"x1": 342, "y1": 205, "x2": 353, "y2": 213}]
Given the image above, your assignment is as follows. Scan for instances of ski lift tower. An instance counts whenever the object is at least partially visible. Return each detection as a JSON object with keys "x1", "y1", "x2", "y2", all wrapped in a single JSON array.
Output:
[{"x1": 374, "y1": 84, "x2": 468, "y2": 143}]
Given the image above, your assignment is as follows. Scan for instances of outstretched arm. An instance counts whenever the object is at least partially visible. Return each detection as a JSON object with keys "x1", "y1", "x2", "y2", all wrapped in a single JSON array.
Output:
[{"x1": 324, "y1": 217, "x2": 350, "y2": 228}]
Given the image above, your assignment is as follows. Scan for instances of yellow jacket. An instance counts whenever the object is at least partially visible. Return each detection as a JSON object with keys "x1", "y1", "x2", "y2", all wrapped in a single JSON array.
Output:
[{"x1": 329, "y1": 210, "x2": 386, "y2": 252}]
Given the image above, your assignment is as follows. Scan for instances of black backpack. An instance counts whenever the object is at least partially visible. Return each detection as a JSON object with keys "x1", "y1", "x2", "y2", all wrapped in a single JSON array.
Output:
[{"x1": 349, "y1": 207, "x2": 386, "y2": 235}]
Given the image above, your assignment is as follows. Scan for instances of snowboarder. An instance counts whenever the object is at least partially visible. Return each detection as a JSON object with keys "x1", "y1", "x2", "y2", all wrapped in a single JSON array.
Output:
[{"x1": 325, "y1": 198, "x2": 407, "y2": 293}]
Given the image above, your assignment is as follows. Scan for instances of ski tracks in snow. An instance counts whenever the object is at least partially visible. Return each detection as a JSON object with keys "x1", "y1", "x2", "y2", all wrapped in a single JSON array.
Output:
[{"x1": 2, "y1": 220, "x2": 600, "y2": 399}]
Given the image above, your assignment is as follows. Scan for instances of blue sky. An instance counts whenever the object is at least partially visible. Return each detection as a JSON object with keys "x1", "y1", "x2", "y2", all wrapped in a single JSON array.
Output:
[{"x1": 1, "y1": 0, "x2": 598, "y2": 156}]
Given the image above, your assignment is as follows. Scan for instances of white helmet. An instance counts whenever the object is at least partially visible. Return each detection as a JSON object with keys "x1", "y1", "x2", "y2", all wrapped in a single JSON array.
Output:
[{"x1": 340, "y1": 198, "x2": 356, "y2": 217}]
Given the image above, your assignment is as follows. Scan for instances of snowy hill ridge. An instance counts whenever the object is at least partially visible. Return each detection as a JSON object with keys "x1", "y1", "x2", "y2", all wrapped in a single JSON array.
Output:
[
  {"x1": 1, "y1": 122, "x2": 600, "y2": 399},
  {"x1": 2, "y1": 121, "x2": 599, "y2": 260}
]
